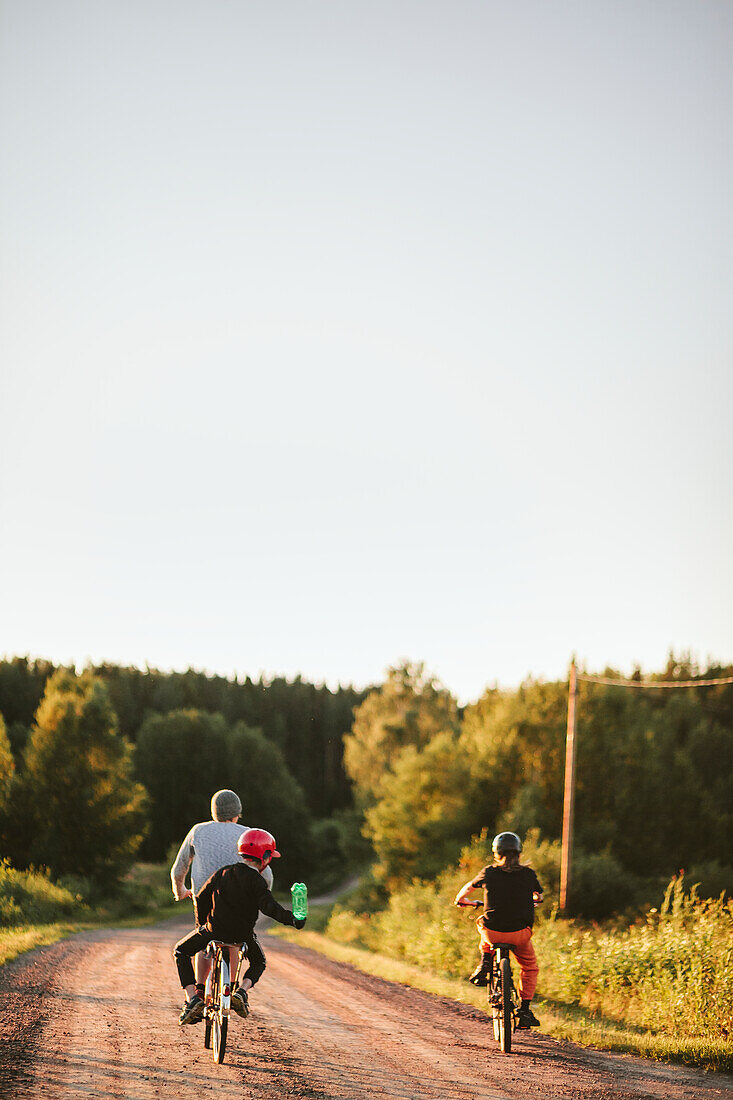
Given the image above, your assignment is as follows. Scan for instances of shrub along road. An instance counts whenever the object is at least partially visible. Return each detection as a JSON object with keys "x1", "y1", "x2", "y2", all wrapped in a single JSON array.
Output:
[{"x1": 0, "y1": 915, "x2": 730, "y2": 1100}]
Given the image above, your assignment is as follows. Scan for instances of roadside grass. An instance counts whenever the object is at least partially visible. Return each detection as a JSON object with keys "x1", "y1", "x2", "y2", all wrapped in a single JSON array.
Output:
[
  {"x1": 0, "y1": 860, "x2": 179, "y2": 967},
  {"x1": 273, "y1": 924, "x2": 733, "y2": 1073},
  {"x1": 0, "y1": 902, "x2": 181, "y2": 967},
  {"x1": 271, "y1": 875, "x2": 733, "y2": 1075},
  {"x1": 0, "y1": 922, "x2": 90, "y2": 967}
]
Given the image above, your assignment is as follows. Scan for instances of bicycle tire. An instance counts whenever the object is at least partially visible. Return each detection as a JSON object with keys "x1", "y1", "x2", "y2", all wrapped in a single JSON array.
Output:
[
  {"x1": 499, "y1": 956, "x2": 512, "y2": 1053},
  {"x1": 488, "y1": 957, "x2": 501, "y2": 1043},
  {"x1": 212, "y1": 951, "x2": 230, "y2": 1064},
  {"x1": 203, "y1": 943, "x2": 215, "y2": 1050}
]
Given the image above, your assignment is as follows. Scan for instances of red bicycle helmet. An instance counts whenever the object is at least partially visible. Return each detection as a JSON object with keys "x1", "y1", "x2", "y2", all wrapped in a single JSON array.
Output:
[{"x1": 237, "y1": 828, "x2": 281, "y2": 867}]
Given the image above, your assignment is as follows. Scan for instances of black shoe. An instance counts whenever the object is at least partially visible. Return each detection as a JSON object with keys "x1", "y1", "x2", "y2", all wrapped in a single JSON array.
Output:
[
  {"x1": 468, "y1": 959, "x2": 491, "y2": 987},
  {"x1": 179, "y1": 995, "x2": 205, "y2": 1025},
  {"x1": 516, "y1": 1006, "x2": 540, "y2": 1028},
  {"x1": 231, "y1": 988, "x2": 249, "y2": 1018}
]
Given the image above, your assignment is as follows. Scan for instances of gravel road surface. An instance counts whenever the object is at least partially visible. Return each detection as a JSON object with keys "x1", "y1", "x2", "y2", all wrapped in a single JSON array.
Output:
[{"x1": 0, "y1": 917, "x2": 730, "y2": 1100}]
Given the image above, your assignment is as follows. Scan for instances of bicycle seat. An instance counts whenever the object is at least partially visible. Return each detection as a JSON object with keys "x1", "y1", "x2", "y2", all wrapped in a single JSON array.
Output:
[{"x1": 204, "y1": 940, "x2": 244, "y2": 956}]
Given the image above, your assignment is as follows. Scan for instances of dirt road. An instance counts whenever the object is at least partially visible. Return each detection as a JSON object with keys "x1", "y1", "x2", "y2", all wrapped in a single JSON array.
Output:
[{"x1": 1, "y1": 916, "x2": 730, "y2": 1100}]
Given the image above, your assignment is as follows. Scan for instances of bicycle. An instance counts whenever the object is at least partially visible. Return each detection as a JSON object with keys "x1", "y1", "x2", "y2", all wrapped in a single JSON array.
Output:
[
  {"x1": 202, "y1": 940, "x2": 246, "y2": 1064},
  {"x1": 456, "y1": 901, "x2": 520, "y2": 1053}
]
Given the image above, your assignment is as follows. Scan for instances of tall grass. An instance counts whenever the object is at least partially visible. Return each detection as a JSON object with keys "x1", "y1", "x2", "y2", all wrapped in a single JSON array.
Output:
[
  {"x1": 325, "y1": 851, "x2": 733, "y2": 1071},
  {"x1": 536, "y1": 877, "x2": 733, "y2": 1051}
]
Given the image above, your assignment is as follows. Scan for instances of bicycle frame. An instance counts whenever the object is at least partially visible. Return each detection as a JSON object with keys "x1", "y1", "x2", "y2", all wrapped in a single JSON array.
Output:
[
  {"x1": 203, "y1": 940, "x2": 246, "y2": 1064},
  {"x1": 484, "y1": 944, "x2": 520, "y2": 1052},
  {"x1": 456, "y1": 900, "x2": 520, "y2": 1053}
]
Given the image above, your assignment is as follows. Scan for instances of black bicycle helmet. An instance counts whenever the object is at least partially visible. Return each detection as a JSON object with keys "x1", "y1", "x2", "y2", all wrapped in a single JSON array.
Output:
[{"x1": 492, "y1": 831, "x2": 522, "y2": 856}]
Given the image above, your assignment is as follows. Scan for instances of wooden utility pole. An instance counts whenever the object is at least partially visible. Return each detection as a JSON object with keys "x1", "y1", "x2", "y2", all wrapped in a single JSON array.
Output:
[{"x1": 560, "y1": 660, "x2": 578, "y2": 914}]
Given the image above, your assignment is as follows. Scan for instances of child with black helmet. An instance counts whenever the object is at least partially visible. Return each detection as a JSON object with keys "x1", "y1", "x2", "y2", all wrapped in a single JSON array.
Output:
[{"x1": 454, "y1": 831, "x2": 543, "y2": 1029}]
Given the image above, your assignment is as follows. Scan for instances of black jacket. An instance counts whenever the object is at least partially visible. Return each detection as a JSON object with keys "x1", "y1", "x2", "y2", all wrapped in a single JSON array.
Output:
[{"x1": 195, "y1": 862, "x2": 296, "y2": 942}]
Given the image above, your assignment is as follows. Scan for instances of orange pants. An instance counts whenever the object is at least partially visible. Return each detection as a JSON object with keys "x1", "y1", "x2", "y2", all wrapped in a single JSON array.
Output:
[{"x1": 477, "y1": 921, "x2": 539, "y2": 1001}]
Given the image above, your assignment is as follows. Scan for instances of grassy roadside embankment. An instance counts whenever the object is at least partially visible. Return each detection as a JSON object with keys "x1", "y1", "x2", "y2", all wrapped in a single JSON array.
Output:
[
  {"x1": 272, "y1": 878, "x2": 733, "y2": 1074},
  {"x1": 0, "y1": 860, "x2": 179, "y2": 967},
  {"x1": 6, "y1": 859, "x2": 730, "y2": 1074}
]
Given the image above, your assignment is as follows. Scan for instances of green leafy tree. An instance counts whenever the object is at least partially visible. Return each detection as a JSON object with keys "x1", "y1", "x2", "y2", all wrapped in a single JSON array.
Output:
[
  {"x1": 0, "y1": 656, "x2": 55, "y2": 728},
  {"x1": 364, "y1": 732, "x2": 486, "y2": 886},
  {"x1": 225, "y1": 722, "x2": 313, "y2": 881},
  {"x1": 461, "y1": 679, "x2": 567, "y2": 839},
  {"x1": 134, "y1": 710, "x2": 231, "y2": 857},
  {"x1": 343, "y1": 663, "x2": 460, "y2": 805},
  {"x1": 21, "y1": 669, "x2": 147, "y2": 883},
  {"x1": 135, "y1": 711, "x2": 314, "y2": 877}
]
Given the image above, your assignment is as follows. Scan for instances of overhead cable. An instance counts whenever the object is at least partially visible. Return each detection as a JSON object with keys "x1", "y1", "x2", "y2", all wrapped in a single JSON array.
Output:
[{"x1": 576, "y1": 673, "x2": 733, "y2": 689}]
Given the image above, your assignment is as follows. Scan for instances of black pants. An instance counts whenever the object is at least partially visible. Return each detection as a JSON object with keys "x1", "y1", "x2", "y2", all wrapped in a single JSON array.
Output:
[{"x1": 173, "y1": 925, "x2": 267, "y2": 989}]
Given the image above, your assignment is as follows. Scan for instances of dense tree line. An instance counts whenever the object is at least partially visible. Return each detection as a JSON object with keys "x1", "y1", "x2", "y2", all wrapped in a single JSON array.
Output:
[
  {"x1": 0, "y1": 658, "x2": 366, "y2": 819},
  {"x1": 2, "y1": 654, "x2": 731, "y2": 914},
  {"x1": 0, "y1": 661, "x2": 363, "y2": 887},
  {"x1": 134, "y1": 709, "x2": 313, "y2": 879},
  {"x1": 345, "y1": 659, "x2": 733, "y2": 908}
]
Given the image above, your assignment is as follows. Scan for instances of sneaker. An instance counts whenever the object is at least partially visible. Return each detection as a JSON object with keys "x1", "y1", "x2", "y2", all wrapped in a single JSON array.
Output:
[
  {"x1": 178, "y1": 995, "x2": 205, "y2": 1025},
  {"x1": 468, "y1": 959, "x2": 491, "y2": 987},
  {"x1": 516, "y1": 1006, "x2": 540, "y2": 1028},
  {"x1": 231, "y1": 988, "x2": 249, "y2": 1018}
]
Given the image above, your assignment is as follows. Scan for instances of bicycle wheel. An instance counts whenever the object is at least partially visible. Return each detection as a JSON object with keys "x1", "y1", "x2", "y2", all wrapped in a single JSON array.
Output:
[
  {"x1": 212, "y1": 950, "x2": 230, "y2": 1064},
  {"x1": 204, "y1": 963, "x2": 213, "y2": 1049},
  {"x1": 499, "y1": 956, "x2": 512, "y2": 1053},
  {"x1": 488, "y1": 959, "x2": 501, "y2": 1043}
]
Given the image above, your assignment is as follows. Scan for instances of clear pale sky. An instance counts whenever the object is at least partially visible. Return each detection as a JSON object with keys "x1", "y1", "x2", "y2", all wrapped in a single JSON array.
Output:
[{"x1": 1, "y1": 1, "x2": 731, "y2": 704}]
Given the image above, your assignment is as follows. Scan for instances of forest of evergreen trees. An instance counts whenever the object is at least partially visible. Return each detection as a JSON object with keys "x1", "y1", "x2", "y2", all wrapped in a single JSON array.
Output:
[
  {"x1": 0, "y1": 658, "x2": 365, "y2": 815},
  {"x1": 0, "y1": 658, "x2": 366, "y2": 884}
]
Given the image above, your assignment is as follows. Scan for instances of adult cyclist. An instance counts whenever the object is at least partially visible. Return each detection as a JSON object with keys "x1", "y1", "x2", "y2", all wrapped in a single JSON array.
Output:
[{"x1": 170, "y1": 788, "x2": 273, "y2": 1018}]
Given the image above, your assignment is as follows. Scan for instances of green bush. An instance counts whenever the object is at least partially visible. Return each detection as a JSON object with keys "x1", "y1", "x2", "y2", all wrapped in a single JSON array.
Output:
[
  {"x1": 106, "y1": 862, "x2": 178, "y2": 916},
  {"x1": 569, "y1": 849, "x2": 631, "y2": 920},
  {"x1": 336, "y1": 872, "x2": 389, "y2": 916},
  {"x1": 326, "y1": 908, "x2": 375, "y2": 947},
  {"x1": 0, "y1": 859, "x2": 84, "y2": 927},
  {"x1": 326, "y1": 834, "x2": 490, "y2": 972},
  {"x1": 535, "y1": 875, "x2": 733, "y2": 1052}
]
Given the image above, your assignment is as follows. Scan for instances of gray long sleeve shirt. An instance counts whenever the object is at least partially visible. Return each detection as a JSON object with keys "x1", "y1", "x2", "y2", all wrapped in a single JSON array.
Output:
[{"x1": 170, "y1": 820, "x2": 274, "y2": 896}]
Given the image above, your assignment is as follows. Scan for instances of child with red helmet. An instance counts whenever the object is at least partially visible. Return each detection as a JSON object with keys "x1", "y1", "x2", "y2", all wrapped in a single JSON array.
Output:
[{"x1": 173, "y1": 827, "x2": 305, "y2": 1025}]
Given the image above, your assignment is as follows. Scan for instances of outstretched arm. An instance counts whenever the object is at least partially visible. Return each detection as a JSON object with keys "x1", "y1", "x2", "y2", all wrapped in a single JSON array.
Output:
[
  {"x1": 454, "y1": 878, "x2": 479, "y2": 906},
  {"x1": 251, "y1": 872, "x2": 303, "y2": 927}
]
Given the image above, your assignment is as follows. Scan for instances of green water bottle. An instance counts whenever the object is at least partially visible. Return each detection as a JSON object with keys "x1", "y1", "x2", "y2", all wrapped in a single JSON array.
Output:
[{"x1": 291, "y1": 882, "x2": 308, "y2": 920}]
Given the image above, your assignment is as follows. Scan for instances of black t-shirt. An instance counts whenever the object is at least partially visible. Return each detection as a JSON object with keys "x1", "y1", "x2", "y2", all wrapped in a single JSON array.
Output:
[
  {"x1": 470, "y1": 864, "x2": 543, "y2": 932},
  {"x1": 195, "y1": 862, "x2": 295, "y2": 943}
]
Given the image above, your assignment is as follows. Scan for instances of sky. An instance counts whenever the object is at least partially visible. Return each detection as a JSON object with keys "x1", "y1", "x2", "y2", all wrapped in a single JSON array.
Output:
[{"x1": 1, "y1": 1, "x2": 731, "y2": 704}]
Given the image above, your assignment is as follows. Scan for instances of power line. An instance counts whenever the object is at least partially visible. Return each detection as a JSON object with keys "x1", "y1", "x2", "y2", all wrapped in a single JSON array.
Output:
[
  {"x1": 577, "y1": 672, "x2": 733, "y2": 689},
  {"x1": 560, "y1": 660, "x2": 733, "y2": 913}
]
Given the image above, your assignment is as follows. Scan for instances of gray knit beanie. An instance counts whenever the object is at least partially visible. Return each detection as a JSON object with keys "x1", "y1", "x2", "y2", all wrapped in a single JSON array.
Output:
[{"x1": 211, "y1": 789, "x2": 242, "y2": 821}]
